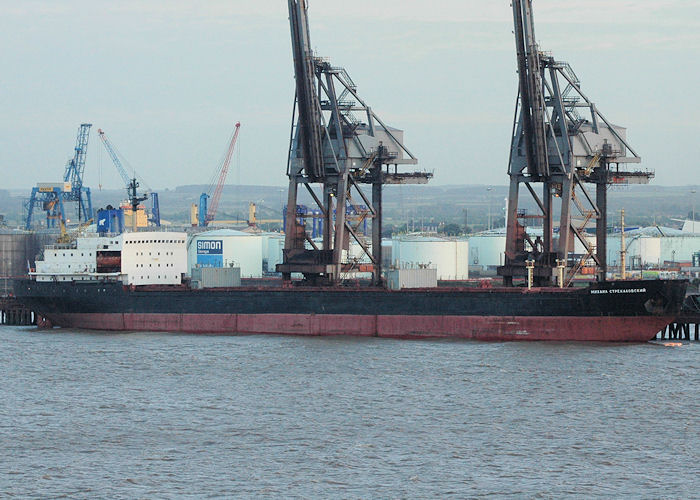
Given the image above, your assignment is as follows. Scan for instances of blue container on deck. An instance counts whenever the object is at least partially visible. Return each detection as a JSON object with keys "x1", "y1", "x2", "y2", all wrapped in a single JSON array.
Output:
[{"x1": 96, "y1": 208, "x2": 124, "y2": 234}]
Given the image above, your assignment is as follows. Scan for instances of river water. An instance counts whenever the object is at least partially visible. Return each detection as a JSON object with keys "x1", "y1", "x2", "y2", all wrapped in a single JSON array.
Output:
[{"x1": 1, "y1": 326, "x2": 698, "y2": 498}]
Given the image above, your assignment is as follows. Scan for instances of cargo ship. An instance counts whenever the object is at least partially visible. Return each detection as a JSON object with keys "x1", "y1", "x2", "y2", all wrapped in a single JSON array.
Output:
[
  {"x1": 13, "y1": 3, "x2": 689, "y2": 342},
  {"x1": 12, "y1": 232, "x2": 687, "y2": 342}
]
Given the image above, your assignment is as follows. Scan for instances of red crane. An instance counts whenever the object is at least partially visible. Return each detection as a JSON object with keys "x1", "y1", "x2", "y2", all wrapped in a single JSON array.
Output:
[{"x1": 203, "y1": 122, "x2": 241, "y2": 225}]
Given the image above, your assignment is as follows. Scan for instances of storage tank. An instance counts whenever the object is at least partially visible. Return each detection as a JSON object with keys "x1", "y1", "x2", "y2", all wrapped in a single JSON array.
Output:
[
  {"x1": 188, "y1": 229, "x2": 263, "y2": 278},
  {"x1": 467, "y1": 234, "x2": 506, "y2": 268},
  {"x1": 392, "y1": 235, "x2": 468, "y2": 280},
  {"x1": 0, "y1": 230, "x2": 44, "y2": 290},
  {"x1": 607, "y1": 235, "x2": 662, "y2": 268},
  {"x1": 381, "y1": 239, "x2": 393, "y2": 270},
  {"x1": 261, "y1": 233, "x2": 285, "y2": 273},
  {"x1": 660, "y1": 235, "x2": 700, "y2": 264}
]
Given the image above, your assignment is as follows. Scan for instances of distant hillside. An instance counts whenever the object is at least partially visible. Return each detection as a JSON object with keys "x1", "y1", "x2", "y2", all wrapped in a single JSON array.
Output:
[{"x1": 2, "y1": 184, "x2": 697, "y2": 232}]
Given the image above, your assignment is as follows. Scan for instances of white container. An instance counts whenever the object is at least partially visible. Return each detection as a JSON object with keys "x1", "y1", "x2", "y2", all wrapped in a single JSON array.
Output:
[
  {"x1": 191, "y1": 266, "x2": 241, "y2": 288},
  {"x1": 387, "y1": 268, "x2": 437, "y2": 290}
]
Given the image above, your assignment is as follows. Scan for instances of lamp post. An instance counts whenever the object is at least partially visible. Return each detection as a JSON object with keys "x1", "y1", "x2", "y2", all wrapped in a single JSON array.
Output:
[
  {"x1": 620, "y1": 209, "x2": 626, "y2": 280},
  {"x1": 692, "y1": 189, "x2": 697, "y2": 232},
  {"x1": 487, "y1": 187, "x2": 493, "y2": 231}
]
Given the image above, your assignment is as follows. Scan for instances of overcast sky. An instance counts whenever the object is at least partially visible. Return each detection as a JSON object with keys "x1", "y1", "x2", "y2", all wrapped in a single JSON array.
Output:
[{"x1": 1, "y1": 0, "x2": 698, "y2": 191}]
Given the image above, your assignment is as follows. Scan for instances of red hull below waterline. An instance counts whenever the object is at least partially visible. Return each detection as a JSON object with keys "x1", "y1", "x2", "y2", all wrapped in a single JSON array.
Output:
[{"x1": 44, "y1": 312, "x2": 673, "y2": 342}]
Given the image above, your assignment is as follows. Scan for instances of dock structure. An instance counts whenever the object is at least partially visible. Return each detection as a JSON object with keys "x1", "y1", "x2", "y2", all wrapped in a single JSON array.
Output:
[
  {"x1": 656, "y1": 294, "x2": 700, "y2": 341},
  {"x1": 0, "y1": 296, "x2": 36, "y2": 326}
]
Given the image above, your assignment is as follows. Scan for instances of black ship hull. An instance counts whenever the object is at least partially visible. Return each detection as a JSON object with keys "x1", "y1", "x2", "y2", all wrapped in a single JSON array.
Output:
[{"x1": 13, "y1": 279, "x2": 687, "y2": 341}]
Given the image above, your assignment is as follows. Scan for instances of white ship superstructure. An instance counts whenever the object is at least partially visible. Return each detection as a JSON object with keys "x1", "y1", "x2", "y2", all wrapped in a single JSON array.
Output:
[{"x1": 31, "y1": 232, "x2": 187, "y2": 286}]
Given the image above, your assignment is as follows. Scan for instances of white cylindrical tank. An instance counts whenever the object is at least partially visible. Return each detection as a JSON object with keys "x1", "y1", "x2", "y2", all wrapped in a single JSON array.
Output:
[
  {"x1": 261, "y1": 233, "x2": 285, "y2": 273},
  {"x1": 608, "y1": 235, "x2": 662, "y2": 268},
  {"x1": 467, "y1": 235, "x2": 506, "y2": 268},
  {"x1": 661, "y1": 235, "x2": 700, "y2": 263},
  {"x1": 392, "y1": 235, "x2": 468, "y2": 280}
]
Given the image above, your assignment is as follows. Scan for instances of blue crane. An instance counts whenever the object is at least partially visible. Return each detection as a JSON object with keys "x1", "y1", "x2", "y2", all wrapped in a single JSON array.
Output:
[
  {"x1": 25, "y1": 123, "x2": 93, "y2": 230},
  {"x1": 98, "y1": 128, "x2": 133, "y2": 187},
  {"x1": 97, "y1": 128, "x2": 160, "y2": 228}
]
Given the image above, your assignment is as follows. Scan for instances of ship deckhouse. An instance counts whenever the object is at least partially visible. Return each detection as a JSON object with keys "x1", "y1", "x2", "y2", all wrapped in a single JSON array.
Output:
[{"x1": 31, "y1": 232, "x2": 187, "y2": 286}]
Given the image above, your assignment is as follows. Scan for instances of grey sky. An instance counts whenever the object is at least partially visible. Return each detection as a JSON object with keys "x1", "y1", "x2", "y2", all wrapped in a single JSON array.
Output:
[{"x1": 1, "y1": 0, "x2": 698, "y2": 191}]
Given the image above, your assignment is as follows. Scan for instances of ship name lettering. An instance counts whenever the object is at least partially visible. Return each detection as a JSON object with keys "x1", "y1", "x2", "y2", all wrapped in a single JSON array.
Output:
[{"x1": 591, "y1": 287, "x2": 646, "y2": 295}]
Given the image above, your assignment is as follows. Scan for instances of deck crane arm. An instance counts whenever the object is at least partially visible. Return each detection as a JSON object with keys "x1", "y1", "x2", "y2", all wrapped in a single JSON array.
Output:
[
  {"x1": 97, "y1": 129, "x2": 132, "y2": 187},
  {"x1": 97, "y1": 128, "x2": 160, "y2": 229},
  {"x1": 205, "y1": 122, "x2": 241, "y2": 224}
]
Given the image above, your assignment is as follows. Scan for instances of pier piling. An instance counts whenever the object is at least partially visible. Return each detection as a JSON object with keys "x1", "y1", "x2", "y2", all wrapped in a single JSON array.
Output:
[{"x1": 0, "y1": 297, "x2": 36, "y2": 326}]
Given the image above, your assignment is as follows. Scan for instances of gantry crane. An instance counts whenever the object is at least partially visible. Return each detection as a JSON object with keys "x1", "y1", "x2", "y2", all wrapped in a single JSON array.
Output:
[
  {"x1": 277, "y1": 0, "x2": 432, "y2": 285},
  {"x1": 497, "y1": 0, "x2": 653, "y2": 286},
  {"x1": 25, "y1": 124, "x2": 94, "y2": 230},
  {"x1": 198, "y1": 122, "x2": 240, "y2": 227},
  {"x1": 97, "y1": 128, "x2": 160, "y2": 230}
]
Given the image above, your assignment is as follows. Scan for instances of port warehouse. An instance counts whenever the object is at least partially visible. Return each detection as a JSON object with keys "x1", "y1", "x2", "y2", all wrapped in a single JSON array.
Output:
[{"x1": 2, "y1": 227, "x2": 699, "y2": 286}]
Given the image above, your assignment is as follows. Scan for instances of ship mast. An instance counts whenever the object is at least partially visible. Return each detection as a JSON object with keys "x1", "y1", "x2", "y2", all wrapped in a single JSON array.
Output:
[
  {"x1": 278, "y1": 0, "x2": 432, "y2": 286},
  {"x1": 499, "y1": 0, "x2": 652, "y2": 286}
]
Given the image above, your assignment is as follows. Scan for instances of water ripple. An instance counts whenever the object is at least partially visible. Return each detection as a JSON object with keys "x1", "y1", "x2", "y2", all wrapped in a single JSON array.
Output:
[{"x1": 1, "y1": 327, "x2": 698, "y2": 498}]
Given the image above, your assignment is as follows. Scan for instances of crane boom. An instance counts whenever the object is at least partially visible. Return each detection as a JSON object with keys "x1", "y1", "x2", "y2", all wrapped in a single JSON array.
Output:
[
  {"x1": 97, "y1": 129, "x2": 132, "y2": 187},
  {"x1": 206, "y1": 122, "x2": 241, "y2": 224},
  {"x1": 512, "y1": 0, "x2": 548, "y2": 177},
  {"x1": 288, "y1": 0, "x2": 324, "y2": 180}
]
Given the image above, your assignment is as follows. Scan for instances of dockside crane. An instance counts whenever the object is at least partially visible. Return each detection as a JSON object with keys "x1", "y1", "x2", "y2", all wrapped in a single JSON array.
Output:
[
  {"x1": 97, "y1": 128, "x2": 161, "y2": 230},
  {"x1": 25, "y1": 124, "x2": 94, "y2": 230},
  {"x1": 198, "y1": 122, "x2": 241, "y2": 227},
  {"x1": 498, "y1": 0, "x2": 653, "y2": 286},
  {"x1": 278, "y1": 0, "x2": 432, "y2": 286}
]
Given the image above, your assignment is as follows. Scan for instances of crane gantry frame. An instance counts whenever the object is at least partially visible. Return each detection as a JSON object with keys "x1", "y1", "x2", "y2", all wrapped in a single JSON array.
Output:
[
  {"x1": 25, "y1": 124, "x2": 93, "y2": 230},
  {"x1": 277, "y1": 0, "x2": 432, "y2": 286},
  {"x1": 497, "y1": 0, "x2": 653, "y2": 286}
]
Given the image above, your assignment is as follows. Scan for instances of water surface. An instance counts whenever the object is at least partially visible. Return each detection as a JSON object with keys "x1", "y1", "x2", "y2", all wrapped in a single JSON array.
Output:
[{"x1": 1, "y1": 326, "x2": 698, "y2": 498}]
